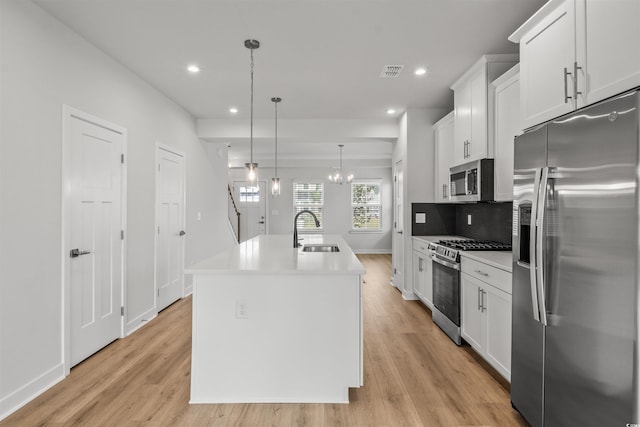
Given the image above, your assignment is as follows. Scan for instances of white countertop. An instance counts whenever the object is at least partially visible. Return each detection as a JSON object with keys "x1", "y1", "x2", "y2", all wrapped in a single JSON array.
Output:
[
  {"x1": 460, "y1": 251, "x2": 512, "y2": 272},
  {"x1": 412, "y1": 235, "x2": 512, "y2": 272},
  {"x1": 186, "y1": 234, "x2": 365, "y2": 275}
]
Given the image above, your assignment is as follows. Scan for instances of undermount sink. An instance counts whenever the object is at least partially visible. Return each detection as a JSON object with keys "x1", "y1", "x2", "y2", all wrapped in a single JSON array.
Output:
[{"x1": 301, "y1": 244, "x2": 340, "y2": 253}]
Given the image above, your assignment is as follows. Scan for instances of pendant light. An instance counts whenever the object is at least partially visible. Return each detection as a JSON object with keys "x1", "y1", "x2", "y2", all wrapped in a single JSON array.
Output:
[
  {"x1": 328, "y1": 144, "x2": 354, "y2": 185},
  {"x1": 271, "y1": 97, "x2": 282, "y2": 197},
  {"x1": 244, "y1": 39, "x2": 260, "y2": 182}
]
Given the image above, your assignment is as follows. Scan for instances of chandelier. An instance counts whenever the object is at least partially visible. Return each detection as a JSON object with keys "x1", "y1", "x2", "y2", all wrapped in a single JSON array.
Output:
[{"x1": 328, "y1": 144, "x2": 353, "y2": 185}]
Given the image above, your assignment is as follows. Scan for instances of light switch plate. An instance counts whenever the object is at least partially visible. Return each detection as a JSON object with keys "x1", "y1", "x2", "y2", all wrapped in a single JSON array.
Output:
[{"x1": 467, "y1": 214, "x2": 472, "y2": 225}]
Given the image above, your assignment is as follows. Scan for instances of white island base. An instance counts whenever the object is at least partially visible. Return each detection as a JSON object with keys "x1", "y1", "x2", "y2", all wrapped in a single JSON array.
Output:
[{"x1": 188, "y1": 235, "x2": 364, "y2": 404}]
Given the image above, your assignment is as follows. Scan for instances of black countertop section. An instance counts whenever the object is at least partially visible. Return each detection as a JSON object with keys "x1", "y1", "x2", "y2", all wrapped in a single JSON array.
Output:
[{"x1": 412, "y1": 202, "x2": 513, "y2": 245}]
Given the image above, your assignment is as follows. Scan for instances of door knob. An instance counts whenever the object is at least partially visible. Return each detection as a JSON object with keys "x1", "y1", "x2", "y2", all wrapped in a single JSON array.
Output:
[
  {"x1": 258, "y1": 221, "x2": 265, "y2": 224},
  {"x1": 179, "y1": 230, "x2": 186, "y2": 236},
  {"x1": 70, "y1": 248, "x2": 91, "y2": 258}
]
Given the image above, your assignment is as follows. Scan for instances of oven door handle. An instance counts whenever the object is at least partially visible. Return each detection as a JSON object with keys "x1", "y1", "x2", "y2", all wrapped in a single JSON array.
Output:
[{"x1": 430, "y1": 254, "x2": 460, "y2": 271}]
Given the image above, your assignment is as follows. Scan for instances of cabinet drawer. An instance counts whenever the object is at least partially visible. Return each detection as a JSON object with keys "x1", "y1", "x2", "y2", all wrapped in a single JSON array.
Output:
[
  {"x1": 412, "y1": 238, "x2": 429, "y2": 254},
  {"x1": 461, "y1": 257, "x2": 512, "y2": 294}
]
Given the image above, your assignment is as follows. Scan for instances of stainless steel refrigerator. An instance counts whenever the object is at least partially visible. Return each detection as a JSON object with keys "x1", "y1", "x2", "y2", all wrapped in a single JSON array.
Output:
[{"x1": 511, "y1": 89, "x2": 640, "y2": 426}]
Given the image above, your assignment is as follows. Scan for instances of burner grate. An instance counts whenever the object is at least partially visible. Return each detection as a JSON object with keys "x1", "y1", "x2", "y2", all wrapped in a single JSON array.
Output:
[{"x1": 438, "y1": 239, "x2": 512, "y2": 251}]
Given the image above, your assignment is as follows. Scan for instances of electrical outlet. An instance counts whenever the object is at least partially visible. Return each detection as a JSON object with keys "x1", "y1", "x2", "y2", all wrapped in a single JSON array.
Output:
[
  {"x1": 467, "y1": 214, "x2": 472, "y2": 225},
  {"x1": 236, "y1": 299, "x2": 248, "y2": 319}
]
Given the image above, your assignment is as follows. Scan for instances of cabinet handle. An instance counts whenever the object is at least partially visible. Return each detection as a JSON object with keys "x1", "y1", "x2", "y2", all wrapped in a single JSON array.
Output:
[
  {"x1": 478, "y1": 287, "x2": 482, "y2": 311},
  {"x1": 474, "y1": 269, "x2": 489, "y2": 277},
  {"x1": 442, "y1": 184, "x2": 446, "y2": 198},
  {"x1": 418, "y1": 257, "x2": 424, "y2": 272},
  {"x1": 574, "y1": 61, "x2": 582, "y2": 100},
  {"x1": 482, "y1": 290, "x2": 487, "y2": 313},
  {"x1": 564, "y1": 67, "x2": 573, "y2": 103}
]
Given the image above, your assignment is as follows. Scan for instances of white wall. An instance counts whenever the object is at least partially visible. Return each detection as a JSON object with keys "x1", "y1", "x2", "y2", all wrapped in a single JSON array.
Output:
[
  {"x1": 392, "y1": 108, "x2": 448, "y2": 298},
  {"x1": 227, "y1": 165, "x2": 392, "y2": 253},
  {"x1": 0, "y1": 0, "x2": 234, "y2": 418}
]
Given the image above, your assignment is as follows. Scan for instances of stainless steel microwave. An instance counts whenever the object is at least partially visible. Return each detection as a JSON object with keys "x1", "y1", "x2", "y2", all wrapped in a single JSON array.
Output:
[{"x1": 449, "y1": 158, "x2": 494, "y2": 202}]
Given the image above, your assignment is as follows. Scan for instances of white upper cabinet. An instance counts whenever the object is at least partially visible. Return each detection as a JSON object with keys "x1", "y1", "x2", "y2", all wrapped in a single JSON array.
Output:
[
  {"x1": 510, "y1": 0, "x2": 640, "y2": 129},
  {"x1": 450, "y1": 55, "x2": 519, "y2": 166},
  {"x1": 492, "y1": 65, "x2": 523, "y2": 202},
  {"x1": 433, "y1": 112, "x2": 454, "y2": 203},
  {"x1": 577, "y1": 0, "x2": 640, "y2": 106}
]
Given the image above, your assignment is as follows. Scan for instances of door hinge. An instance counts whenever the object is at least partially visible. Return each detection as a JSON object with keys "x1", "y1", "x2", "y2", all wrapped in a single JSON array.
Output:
[
  {"x1": 121, "y1": 306, "x2": 124, "y2": 316},
  {"x1": 158, "y1": 225, "x2": 160, "y2": 235},
  {"x1": 158, "y1": 164, "x2": 160, "y2": 172},
  {"x1": 394, "y1": 267, "x2": 397, "y2": 275},
  {"x1": 157, "y1": 289, "x2": 160, "y2": 297},
  {"x1": 121, "y1": 154, "x2": 124, "y2": 164},
  {"x1": 121, "y1": 230, "x2": 124, "y2": 240}
]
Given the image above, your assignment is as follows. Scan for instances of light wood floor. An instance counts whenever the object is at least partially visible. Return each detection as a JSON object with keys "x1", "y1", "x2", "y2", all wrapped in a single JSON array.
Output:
[{"x1": 1, "y1": 254, "x2": 527, "y2": 426}]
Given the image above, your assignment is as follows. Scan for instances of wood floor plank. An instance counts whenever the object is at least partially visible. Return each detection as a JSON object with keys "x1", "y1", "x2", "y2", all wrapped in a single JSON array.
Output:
[{"x1": 1, "y1": 253, "x2": 528, "y2": 426}]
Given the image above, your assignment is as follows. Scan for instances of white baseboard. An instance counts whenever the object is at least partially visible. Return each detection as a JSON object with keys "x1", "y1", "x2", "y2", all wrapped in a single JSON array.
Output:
[
  {"x1": 352, "y1": 249, "x2": 392, "y2": 255},
  {"x1": 402, "y1": 291, "x2": 419, "y2": 301},
  {"x1": 0, "y1": 363, "x2": 65, "y2": 421},
  {"x1": 126, "y1": 306, "x2": 158, "y2": 336}
]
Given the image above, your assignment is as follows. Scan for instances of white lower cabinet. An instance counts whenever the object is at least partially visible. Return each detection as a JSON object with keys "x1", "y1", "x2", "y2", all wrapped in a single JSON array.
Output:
[
  {"x1": 461, "y1": 258, "x2": 512, "y2": 381},
  {"x1": 412, "y1": 239, "x2": 433, "y2": 309}
]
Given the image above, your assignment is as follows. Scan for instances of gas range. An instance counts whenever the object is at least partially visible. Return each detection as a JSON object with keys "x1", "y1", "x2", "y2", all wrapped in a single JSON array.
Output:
[
  {"x1": 429, "y1": 238, "x2": 512, "y2": 346},
  {"x1": 438, "y1": 239, "x2": 512, "y2": 251},
  {"x1": 429, "y1": 239, "x2": 512, "y2": 263}
]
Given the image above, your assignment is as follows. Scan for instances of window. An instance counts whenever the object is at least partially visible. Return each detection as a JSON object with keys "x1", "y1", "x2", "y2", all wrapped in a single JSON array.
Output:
[
  {"x1": 238, "y1": 185, "x2": 260, "y2": 203},
  {"x1": 351, "y1": 180, "x2": 382, "y2": 231},
  {"x1": 293, "y1": 181, "x2": 324, "y2": 232}
]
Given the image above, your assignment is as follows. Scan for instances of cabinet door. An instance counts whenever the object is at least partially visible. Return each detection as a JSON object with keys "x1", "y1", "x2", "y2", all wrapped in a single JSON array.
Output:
[
  {"x1": 519, "y1": 0, "x2": 576, "y2": 129},
  {"x1": 577, "y1": 0, "x2": 640, "y2": 107},
  {"x1": 468, "y1": 68, "x2": 488, "y2": 161},
  {"x1": 423, "y1": 255, "x2": 433, "y2": 308},
  {"x1": 412, "y1": 251, "x2": 424, "y2": 298},
  {"x1": 454, "y1": 82, "x2": 471, "y2": 165},
  {"x1": 461, "y1": 274, "x2": 484, "y2": 351},
  {"x1": 484, "y1": 285, "x2": 512, "y2": 381},
  {"x1": 493, "y1": 69, "x2": 522, "y2": 201},
  {"x1": 434, "y1": 113, "x2": 454, "y2": 202}
]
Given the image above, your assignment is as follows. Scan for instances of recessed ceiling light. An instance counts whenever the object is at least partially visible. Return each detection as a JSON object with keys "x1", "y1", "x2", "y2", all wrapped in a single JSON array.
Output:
[
  {"x1": 229, "y1": 107, "x2": 238, "y2": 114},
  {"x1": 187, "y1": 64, "x2": 200, "y2": 73},
  {"x1": 414, "y1": 67, "x2": 427, "y2": 76},
  {"x1": 387, "y1": 109, "x2": 396, "y2": 115}
]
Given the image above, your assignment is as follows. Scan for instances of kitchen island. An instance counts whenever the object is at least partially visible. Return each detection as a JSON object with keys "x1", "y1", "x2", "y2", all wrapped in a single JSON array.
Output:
[{"x1": 186, "y1": 234, "x2": 365, "y2": 404}]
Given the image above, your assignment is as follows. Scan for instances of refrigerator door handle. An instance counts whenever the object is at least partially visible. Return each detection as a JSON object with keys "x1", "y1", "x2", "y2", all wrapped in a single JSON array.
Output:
[
  {"x1": 529, "y1": 167, "x2": 542, "y2": 322},
  {"x1": 535, "y1": 167, "x2": 550, "y2": 326}
]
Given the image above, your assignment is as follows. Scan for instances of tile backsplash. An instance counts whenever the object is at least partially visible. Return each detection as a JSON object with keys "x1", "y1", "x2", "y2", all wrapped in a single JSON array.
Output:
[{"x1": 411, "y1": 202, "x2": 513, "y2": 244}]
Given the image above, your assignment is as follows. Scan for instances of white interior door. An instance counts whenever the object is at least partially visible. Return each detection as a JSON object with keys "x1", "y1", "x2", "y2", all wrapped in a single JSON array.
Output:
[
  {"x1": 393, "y1": 160, "x2": 404, "y2": 291},
  {"x1": 156, "y1": 146, "x2": 185, "y2": 311},
  {"x1": 68, "y1": 113, "x2": 124, "y2": 367},
  {"x1": 234, "y1": 181, "x2": 266, "y2": 242}
]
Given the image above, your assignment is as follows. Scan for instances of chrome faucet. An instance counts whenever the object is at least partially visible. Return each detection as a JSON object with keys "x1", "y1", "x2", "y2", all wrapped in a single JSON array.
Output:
[{"x1": 293, "y1": 210, "x2": 320, "y2": 248}]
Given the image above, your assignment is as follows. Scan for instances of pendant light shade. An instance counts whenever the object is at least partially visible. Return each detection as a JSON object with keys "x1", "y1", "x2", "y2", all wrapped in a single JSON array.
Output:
[
  {"x1": 328, "y1": 144, "x2": 353, "y2": 185},
  {"x1": 271, "y1": 97, "x2": 282, "y2": 197},
  {"x1": 245, "y1": 39, "x2": 260, "y2": 182}
]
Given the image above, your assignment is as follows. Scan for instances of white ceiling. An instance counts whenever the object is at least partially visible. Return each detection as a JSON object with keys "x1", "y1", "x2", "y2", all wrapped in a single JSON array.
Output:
[{"x1": 33, "y1": 0, "x2": 546, "y2": 162}]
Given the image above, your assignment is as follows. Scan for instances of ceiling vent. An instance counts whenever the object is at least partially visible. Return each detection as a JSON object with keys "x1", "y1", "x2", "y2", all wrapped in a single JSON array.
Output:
[{"x1": 380, "y1": 65, "x2": 404, "y2": 78}]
